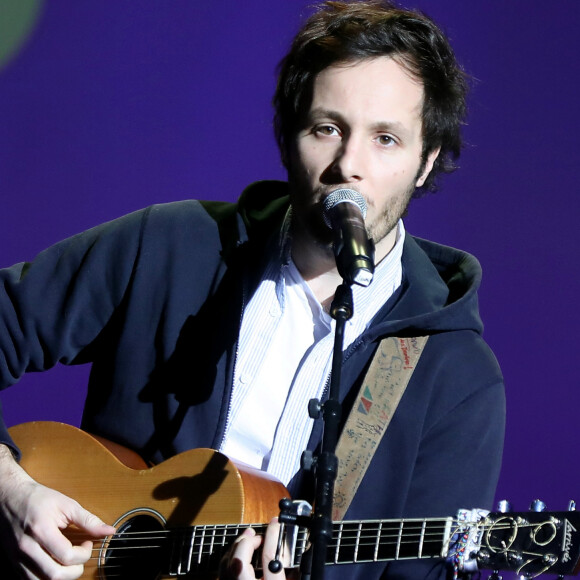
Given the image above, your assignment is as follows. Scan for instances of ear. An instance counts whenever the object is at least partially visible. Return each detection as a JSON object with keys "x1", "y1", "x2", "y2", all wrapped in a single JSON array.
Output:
[{"x1": 415, "y1": 147, "x2": 441, "y2": 188}]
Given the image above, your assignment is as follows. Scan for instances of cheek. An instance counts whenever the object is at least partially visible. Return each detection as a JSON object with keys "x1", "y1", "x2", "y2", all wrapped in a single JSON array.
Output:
[
  {"x1": 388, "y1": 168, "x2": 408, "y2": 180},
  {"x1": 380, "y1": 157, "x2": 422, "y2": 186},
  {"x1": 371, "y1": 165, "x2": 410, "y2": 190},
  {"x1": 293, "y1": 145, "x2": 322, "y2": 180}
]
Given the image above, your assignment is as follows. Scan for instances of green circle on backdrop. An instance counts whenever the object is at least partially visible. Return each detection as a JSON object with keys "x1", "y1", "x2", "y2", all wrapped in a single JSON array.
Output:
[{"x1": 0, "y1": 0, "x2": 44, "y2": 70}]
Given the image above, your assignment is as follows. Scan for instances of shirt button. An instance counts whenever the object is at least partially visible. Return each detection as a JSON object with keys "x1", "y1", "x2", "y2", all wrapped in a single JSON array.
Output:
[{"x1": 239, "y1": 373, "x2": 251, "y2": 384}]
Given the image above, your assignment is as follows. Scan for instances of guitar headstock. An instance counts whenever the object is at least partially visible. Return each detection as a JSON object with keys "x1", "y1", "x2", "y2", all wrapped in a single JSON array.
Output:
[{"x1": 453, "y1": 501, "x2": 580, "y2": 578}]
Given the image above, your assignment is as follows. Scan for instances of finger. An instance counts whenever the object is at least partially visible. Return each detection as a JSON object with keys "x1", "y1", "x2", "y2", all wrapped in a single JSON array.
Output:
[
  {"x1": 222, "y1": 528, "x2": 261, "y2": 580},
  {"x1": 233, "y1": 527, "x2": 262, "y2": 567},
  {"x1": 32, "y1": 525, "x2": 92, "y2": 568},
  {"x1": 19, "y1": 534, "x2": 85, "y2": 580},
  {"x1": 34, "y1": 504, "x2": 114, "y2": 567}
]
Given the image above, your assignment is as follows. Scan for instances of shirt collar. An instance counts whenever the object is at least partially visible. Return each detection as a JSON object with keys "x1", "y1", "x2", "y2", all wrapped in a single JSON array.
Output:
[{"x1": 273, "y1": 214, "x2": 405, "y2": 330}]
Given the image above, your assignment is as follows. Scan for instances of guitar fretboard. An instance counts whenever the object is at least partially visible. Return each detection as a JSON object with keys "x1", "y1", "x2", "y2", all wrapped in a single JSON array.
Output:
[{"x1": 159, "y1": 517, "x2": 453, "y2": 575}]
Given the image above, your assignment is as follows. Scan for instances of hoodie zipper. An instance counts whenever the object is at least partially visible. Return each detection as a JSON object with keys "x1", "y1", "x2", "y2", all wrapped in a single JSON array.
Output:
[
  {"x1": 318, "y1": 334, "x2": 366, "y2": 404},
  {"x1": 217, "y1": 264, "x2": 248, "y2": 452}
]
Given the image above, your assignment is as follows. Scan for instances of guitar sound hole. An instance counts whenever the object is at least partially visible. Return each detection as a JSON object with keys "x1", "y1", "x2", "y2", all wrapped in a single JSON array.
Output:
[{"x1": 103, "y1": 514, "x2": 167, "y2": 580}]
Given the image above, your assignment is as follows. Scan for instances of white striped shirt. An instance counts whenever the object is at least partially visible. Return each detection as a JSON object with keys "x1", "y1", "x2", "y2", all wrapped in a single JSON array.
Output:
[{"x1": 220, "y1": 219, "x2": 405, "y2": 485}]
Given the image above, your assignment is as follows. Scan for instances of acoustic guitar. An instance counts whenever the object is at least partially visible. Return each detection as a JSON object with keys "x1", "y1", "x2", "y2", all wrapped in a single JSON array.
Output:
[{"x1": 6, "y1": 421, "x2": 580, "y2": 579}]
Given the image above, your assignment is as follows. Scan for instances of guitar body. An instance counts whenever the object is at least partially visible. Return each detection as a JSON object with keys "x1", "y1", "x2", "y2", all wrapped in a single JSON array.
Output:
[{"x1": 8, "y1": 421, "x2": 289, "y2": 579}]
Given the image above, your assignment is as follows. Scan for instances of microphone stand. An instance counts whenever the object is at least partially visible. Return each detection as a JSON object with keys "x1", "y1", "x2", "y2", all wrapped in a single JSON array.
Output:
[{"x1": 306, "y1": 282, "x2": 353, "y2": 580}]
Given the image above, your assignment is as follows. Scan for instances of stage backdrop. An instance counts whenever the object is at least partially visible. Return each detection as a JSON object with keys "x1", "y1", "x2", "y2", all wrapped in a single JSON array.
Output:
[{"x1": 1, "y1": 1, "x2": 580, "y2": 576}]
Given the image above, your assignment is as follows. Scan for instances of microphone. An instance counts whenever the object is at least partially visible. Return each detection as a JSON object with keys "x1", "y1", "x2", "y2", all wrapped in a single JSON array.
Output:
[{"x1": 322, "y1": 188, "x2": 375, "y2": 287}]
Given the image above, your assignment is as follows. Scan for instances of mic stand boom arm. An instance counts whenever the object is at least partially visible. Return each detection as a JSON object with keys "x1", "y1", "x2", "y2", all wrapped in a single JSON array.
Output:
[{"x1": 304, "y1": 282, "x2": 353, "y2": 580}]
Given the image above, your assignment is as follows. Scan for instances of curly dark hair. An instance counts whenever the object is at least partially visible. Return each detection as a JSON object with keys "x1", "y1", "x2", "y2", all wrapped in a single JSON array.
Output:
[{"x1": 273, "y1": 0, "x2": 468, "y2": 194}]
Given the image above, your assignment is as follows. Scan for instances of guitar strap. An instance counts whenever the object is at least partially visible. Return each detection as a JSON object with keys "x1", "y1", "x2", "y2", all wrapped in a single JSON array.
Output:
[{"x1": 332, "y1": 335, "x2": 429, "y2": 520}]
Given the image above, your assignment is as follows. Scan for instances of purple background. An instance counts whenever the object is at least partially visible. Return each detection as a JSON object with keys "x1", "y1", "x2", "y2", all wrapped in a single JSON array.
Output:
[{"x1": 1, "y1": 1, "x2": 580, "y2": 572}]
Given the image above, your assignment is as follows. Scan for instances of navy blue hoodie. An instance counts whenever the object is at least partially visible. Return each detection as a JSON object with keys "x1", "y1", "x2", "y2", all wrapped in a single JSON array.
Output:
[{"x1": 0, "y1": 181, "x2": 504, "y2": 579}]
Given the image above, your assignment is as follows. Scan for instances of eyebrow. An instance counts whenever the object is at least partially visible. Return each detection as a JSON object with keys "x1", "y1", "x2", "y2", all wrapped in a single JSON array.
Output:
[{"x1": 306, "y1": 107, "x2": 414, "y2": 139}]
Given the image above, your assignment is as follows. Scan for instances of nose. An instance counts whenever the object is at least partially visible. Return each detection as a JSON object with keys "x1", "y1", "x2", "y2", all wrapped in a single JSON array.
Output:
[{"x1": 331, "y1": 134, "x2": 365, "y2": 183}]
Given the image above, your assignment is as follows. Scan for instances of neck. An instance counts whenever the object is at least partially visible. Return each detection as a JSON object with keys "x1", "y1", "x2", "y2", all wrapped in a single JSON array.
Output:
[
  {"x1": 291, "y1": 230, "x2": 341, "y2": 308},
  {"x1": 291, "y1": 223, "x2": 399, "y2": 307}
]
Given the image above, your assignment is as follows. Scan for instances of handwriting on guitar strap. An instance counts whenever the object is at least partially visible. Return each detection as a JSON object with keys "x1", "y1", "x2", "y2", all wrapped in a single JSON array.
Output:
[{"x1": 333, "y1": 336, "x2": 428, "y2": 518}]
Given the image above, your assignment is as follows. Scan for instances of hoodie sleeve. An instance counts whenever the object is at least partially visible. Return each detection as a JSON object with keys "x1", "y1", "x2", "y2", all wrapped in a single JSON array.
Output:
[{"x1": 0, "y1": 207, "x2": 152, "y2": 455}]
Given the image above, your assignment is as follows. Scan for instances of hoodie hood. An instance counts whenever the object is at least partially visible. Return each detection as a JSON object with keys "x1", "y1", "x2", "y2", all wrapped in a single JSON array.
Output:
[{"x1": 366, "y1": 234, "x2": 484, "y2": 338}]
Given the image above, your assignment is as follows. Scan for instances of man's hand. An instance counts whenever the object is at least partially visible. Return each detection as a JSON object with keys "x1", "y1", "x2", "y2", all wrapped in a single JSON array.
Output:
[
  {"x1": 220, "y1": 518, "x2": 293, "y2": 580},
  {"x1": 0, "y1": 444, "x2": 115, "y2": 579}
]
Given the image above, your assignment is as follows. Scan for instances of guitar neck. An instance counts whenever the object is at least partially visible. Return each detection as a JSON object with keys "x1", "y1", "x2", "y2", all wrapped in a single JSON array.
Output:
[{"x1": 163, "y1": 516, "x2": 453, "y2": 575}]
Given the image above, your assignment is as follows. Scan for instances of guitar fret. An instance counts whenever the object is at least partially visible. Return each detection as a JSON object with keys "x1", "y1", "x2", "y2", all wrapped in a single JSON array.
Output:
[
  {"x1": 374, "y1": 522, "x2": 383, "y2": 561},
  {"x1": 418, "y1": 520, "x2": 426, "y2": 558},
  {"x1": 334, "y1": 522, "x2": 343, "y2": 563},
  {"x1": 396, "y1": 520, "x2": 403, "y2": 559},
  {"x1": 198, "y1": 526, "x2": 207, "y2": 564},
  {"x1": 168, "y1": 532, "x2": 176, "y2": 575},
  {"x1": 208, "y1": 526, "x2": 216, "y2": 567},
  {"x1": 168, "y1": 529, "x2": 180, "y2": 576},
  {"x1": 354, "y1": 522, "x2": 362, "y2": 561},
  {"x1": 179, "y1": 528, "x2": 194, "y2": 575},
  {"x1": 184, "y1": 527, "x2": 195, "y2": 575},
  {"x1": 189, "y1": 526, "x2": 199, "y2": 570}
]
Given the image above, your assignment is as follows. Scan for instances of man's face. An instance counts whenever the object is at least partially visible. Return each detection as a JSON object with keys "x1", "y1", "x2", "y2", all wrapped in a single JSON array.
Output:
[{"x1": 288, "y1": 56, "x2": 439, "y2": 258}]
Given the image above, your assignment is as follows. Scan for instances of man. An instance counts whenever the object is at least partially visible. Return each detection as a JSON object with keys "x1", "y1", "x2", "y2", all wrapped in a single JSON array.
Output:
[{"x1": 0, "y1": 1, "x2": 505, "y2": 579}]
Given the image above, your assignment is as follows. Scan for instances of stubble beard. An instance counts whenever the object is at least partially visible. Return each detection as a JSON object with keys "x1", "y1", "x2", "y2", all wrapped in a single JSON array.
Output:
[
  {"x1": 290, "y1": 179, "x2": 416, "y2": 258},
  {"x1": 366, "y1": 180, "x2": 415, "y2": 246}
]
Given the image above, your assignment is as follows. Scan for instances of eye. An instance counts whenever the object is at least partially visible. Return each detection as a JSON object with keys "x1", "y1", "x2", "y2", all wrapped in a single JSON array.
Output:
[
  {"x1": 376, "y1": 134, "x2": 396, "y2": 147},
  {"x1": 314, "y1": 124, "x2": 341, "y2": 138}
]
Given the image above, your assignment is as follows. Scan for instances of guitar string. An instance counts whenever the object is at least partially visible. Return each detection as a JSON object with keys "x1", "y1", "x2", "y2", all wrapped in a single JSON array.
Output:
[
  {"x1": 71, "y1": 521, "x2": 454, "y2": 551},
  {"x1": 74, "y1": 524, "x2": 550, "y2": 580},
  {"x1": 65, "y1": 519, "x2": 536, "y2": 571},
  {"x1": 69, "y1": 518, "x2": 537, "y2": 551}
]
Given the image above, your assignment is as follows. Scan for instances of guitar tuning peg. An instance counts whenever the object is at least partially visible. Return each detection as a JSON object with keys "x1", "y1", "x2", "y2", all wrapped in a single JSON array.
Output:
[
  {"x1": 530, "y1": 499, "x2": 546, "y2": 512},
  {"x1": 488, "y1": 571, "x2": 502, "y2": 580},
  {"x1": 568, "y1": 500, "x2": 576, "y2": 511},
  {"x1": 496, "y1": 500, "x2": 511, "y2": 513}
]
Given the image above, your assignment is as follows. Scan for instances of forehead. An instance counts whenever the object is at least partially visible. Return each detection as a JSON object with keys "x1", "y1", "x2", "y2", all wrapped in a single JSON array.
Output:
[{"x1": 309, "y1": 56, "x2": 425, "y2": 130}]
